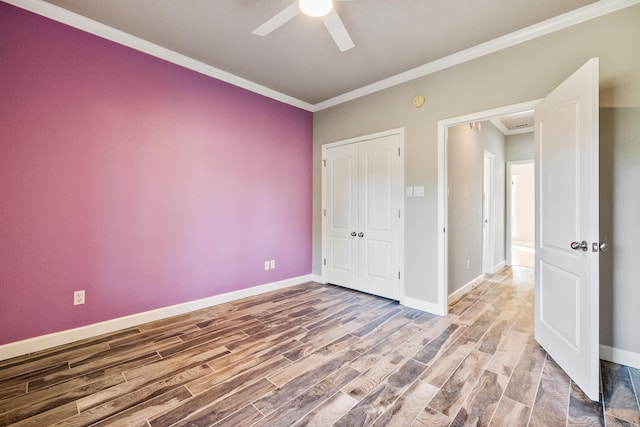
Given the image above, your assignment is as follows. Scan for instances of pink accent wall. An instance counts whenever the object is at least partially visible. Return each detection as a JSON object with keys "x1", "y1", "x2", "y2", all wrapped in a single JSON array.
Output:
[{"x1": 0, "y1": 3, "x2": 312, "y2": 345}]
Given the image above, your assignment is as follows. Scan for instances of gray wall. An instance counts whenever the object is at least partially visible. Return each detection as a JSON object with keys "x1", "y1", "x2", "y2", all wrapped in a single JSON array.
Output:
[
  {"x1": 313, "y1": 6, "x2": 640, "y2": 356},
  {"x1": 506, "y1": 133, "x2": 534, "y2": 162},
  {"x1": 447, "y1": 124, "x2": 483, "y2": 293},
  {"x1": 447, "y1": 121, "x2": 506, "y2": 294},
  {"x1": 600, "y1": 107, "x2": 640, "y2": 354}
]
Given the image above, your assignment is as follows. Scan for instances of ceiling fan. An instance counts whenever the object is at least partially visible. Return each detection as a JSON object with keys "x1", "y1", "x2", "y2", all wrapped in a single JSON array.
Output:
[{"x1": 252, "y1": 0, "x2": 355, "y2": 52}]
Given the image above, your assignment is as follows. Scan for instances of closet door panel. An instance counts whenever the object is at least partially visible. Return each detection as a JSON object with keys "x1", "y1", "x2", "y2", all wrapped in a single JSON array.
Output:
[
  {"x1": 358, "y1": 135, "x2": 401, "y2": 300},
  {"x1": 324, "y1": 144, "x2": 359, "y2": 289}
]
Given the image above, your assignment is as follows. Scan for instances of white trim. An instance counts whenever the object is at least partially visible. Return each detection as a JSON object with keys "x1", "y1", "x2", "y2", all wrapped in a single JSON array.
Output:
[
  {"x1": 3, "y1": 0, "x2": 638, "y2": 112},
  {"x1": 437, "y1": 100, "x2": 541, "y2": 315},
  {"x1": 482, "y1": 150, "x2": 496, "y2": 276},
  {"x1": 600, "y1": 345, "x2": 640, "y2": 370},
  {"x1": 494, "y1": 260, "x2": 506, "y2": 271},
  {"x1": 0, "y1": 274, "x2": 315, "y2": 362},
  {"x1": 2, "y1": 0, "x2": 314, "y2": 112},
  {"x1": 448, "y1": 275, "x2": 484, "y2": 304},
  {"x1": 489, "y1": 118, "x2": 534, "y2": 136},
  {"x1": 321, "y1": 127, "x2": 406, "y2": 149},
  {"x1": 309, "y1": 274, "x2": 326, "y2": 283},
  {"x1": 506, "y1": 160, "x2": 535, "y2": 266},
  {"x1": 512, "y1": 241, "x2": 535, "y2": 248},
  {"x1": 401, "y1": 296, "x2": 446, "y2": 316},
  {"x1": 314, "y1": 0, "x2": 640, "y2": 110}
]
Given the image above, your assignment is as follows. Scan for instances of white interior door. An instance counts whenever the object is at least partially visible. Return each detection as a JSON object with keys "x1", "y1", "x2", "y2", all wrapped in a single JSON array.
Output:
[
  {"x1": 324, "y1": 143, "x2": 359, "y2": 289},
  {"x1": 535, "y1": 58, "x2": 600, "y2": 401},
  {"x1": 358, "y1": 135, "x2": 401, "y2": 300},
  {"x1": 482, "y1": 151, "x2": 495, "y2": 275}
]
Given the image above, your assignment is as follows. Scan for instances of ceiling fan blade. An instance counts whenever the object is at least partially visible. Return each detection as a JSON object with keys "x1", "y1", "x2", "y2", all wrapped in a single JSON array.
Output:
[
  {"x1": 252, "y1": 3, "x2": 300, "y2": 37},
  {"x1": 321, "y1": 9, "x2": 354, "y2": 52}
]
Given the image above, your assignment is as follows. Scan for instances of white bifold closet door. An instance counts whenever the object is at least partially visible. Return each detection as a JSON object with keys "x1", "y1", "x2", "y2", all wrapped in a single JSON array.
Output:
[{"x1": 323, "y1": 133, "x2": 401, "y2": 300}]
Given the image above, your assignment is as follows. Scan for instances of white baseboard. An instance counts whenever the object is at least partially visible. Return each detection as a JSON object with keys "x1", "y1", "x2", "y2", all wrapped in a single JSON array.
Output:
[
  {"x1": 494, "y1": 260, "x2": 506, "y2": 271},
  {"x1": 448, "y1": 275, "x2": 484, "y2": 304},
  {"x1": 309, "y1": 274, "x2": 325, "y2": 283},
  {"x1": 402, "y1": 296, "x2": 446, "y2": 316},
  {"x1": 512, "y1": 241, "x2": 534, "y2": 248},
  {"x1": 600, "y1": 344, "x2": 640, "y2": 370},
  {"x1": 0, "y1": 274, "x2": 315, "y2": 362}
]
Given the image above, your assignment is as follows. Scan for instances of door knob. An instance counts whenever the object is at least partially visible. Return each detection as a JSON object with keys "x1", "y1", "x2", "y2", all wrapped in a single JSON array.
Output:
[
  {"x1": 570, "y1": 241, "x2": 588, "y2": 251},
  {"x1": 358, "y1": 232, "x2": 364, "y2": 238},
  {"x1": 351, "y1": 232, "x2": 357, "y2": 237},
  {"x1": 599, "y1": 242, "x2": 609, "y2": 252}
]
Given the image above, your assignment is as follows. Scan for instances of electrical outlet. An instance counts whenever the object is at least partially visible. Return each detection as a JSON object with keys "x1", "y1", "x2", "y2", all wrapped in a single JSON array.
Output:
[
  {"x1": 264, "y1": 261, "x2": 270, "y2": 271},
  {"x1": 74, "y1": 290, "x2": 85, "y2": 305},
  {"x1": 466, "y1": 260, "x2": 470, "y2": 270},
  {"x1": 270, "y1": 260, "x2": 275, "y2": 269}
]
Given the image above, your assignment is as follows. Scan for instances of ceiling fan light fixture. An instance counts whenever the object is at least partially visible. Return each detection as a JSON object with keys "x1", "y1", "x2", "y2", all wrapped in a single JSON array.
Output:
[{"x1": 299, "y1": 0, "x2": 333, "y2": 17}]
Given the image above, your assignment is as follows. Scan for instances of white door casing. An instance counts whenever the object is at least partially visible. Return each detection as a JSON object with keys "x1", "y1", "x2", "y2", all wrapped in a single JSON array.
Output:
[
  {"x1": 482, "y1": 151, "x2": 495, "y2": 275},
  {"x1": 322, "y1": 129, "x2": 404, "y2": 301},
  {"x1": 535, "y1": 58, "x2": 600, "y2": 401},
  {"x1": 437, "y1": 100, "x2": 542, "y2": 316},
  {"x1": 506, "y1": 160, "x2": 535, "y2": 266}
]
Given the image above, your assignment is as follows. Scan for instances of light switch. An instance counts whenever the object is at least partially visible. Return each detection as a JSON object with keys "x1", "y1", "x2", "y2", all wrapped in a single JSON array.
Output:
[
  {"x1": 414, "y1": 186, "x2": 425, "y2": 197},
  {"x1": 406, "y1": 186, "x2": 414, "y2": 197}
]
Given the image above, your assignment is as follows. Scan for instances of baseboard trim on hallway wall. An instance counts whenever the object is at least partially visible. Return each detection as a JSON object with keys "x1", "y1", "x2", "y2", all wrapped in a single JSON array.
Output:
[
  {"x1": 0, "y1": 274, "x2": 315, "y2": 362},
  {"x1": 494, "y1": 260, "x2": 506, "y2": 271},
  {"x1": 448, "y1": 275, "x2": 484, "y2": 305},
  {"x1": 600, "y1": 344, "x2": 640, "y2": 370}
]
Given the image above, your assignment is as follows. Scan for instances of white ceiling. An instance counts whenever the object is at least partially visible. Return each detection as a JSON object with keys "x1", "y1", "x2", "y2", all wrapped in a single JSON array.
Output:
[
  {"x1": 18, "y1": 0, "x2": 633, "y2": 110},
  {"x1": 491, "y1": 111, "x2": 535, "y2": 135}
]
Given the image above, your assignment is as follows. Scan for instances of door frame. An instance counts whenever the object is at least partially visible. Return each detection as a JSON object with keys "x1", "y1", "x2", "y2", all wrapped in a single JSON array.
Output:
[
  {"x1": 436, "y1": 100, "x2": 540, "y2": 314},
  {"x1": 482, "y1": 150, "x2": 496, "y2": 275},
  {"x1": 506, "y1": 160, "x2": 534, "y2": 266},
  {"x1": 321, "y1": 127, "x2": 406, "y2": 302}
]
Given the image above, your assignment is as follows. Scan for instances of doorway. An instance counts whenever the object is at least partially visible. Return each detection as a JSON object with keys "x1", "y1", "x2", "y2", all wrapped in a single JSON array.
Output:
[
  {"x1": 506, "y1": 161, "x2": 535, "y2": 268},
  {"x1": 436, "y1": 100, "x2": 540, "y2": 315}
]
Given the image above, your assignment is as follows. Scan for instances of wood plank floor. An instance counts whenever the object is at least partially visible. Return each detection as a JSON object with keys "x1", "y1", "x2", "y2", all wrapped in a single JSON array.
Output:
[{"x1": 1, "y1": 266, "x2": 639, "y2": 426}]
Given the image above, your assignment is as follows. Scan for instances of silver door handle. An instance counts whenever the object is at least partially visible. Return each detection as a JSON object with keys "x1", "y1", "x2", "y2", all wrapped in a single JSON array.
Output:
[
  {"x1": 358, "y1": 232, "x2": 364, "y2": 238},
  {"x1": 570, "y1": 241, "x2": 588, "y2": 251},
  {"x1": 351, "y1": 232, "x2": 357, "y2": 237}
]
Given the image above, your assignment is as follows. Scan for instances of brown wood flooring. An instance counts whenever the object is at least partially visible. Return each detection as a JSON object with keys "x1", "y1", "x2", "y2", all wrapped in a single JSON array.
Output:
[{"x1": 1, "y1": 266, "x2": 639, "y2": 426}]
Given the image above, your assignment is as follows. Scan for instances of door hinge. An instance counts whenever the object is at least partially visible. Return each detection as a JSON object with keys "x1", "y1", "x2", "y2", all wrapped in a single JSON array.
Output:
[
  {"x1": 398, "y1": 271, "x2": 401, "y2": 279},
  {"x1": 323, "y1": 258, "x2": 326, "y2": 266},
  {"x1": 323, "y1": 159, "x2": 326, "y2": 167},
  {"x1": 398, "y1": 147, "x2": 401, "y2": 156},
  {"x1": 324, "y1": 209, "x2": 326, "y2": 216},
  {"x1": 398, "y1": 209, "x2": 401, "y2": 218},
  {"x1": 443, "y1": 227, "x2": 446, "y2": 233}
]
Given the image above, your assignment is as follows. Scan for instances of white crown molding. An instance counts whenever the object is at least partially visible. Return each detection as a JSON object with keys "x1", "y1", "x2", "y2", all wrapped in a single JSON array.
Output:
[
  {"x1": 2, "y1": 0, "x2": 315, "y2": 112},
  {"x1": 3, "y1": 0, "x2": 639, "y2": 112},
  {"x1": 313, "y1": 0, "x2": 640, "y2": 111},
  {"x1": 489, "y1": 118, "x2": 511, "y2": 135},
  {"x1": 489, "y1": 118, "x2": 534, "y2": 136}
]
